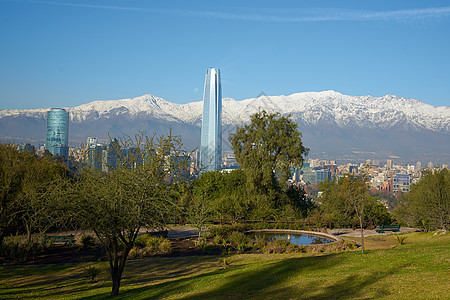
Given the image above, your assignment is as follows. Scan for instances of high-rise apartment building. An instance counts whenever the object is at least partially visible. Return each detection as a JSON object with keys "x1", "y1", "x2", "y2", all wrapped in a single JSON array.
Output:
[
  {"x1": 46, "y1": 108, "x2": 69, "y2": 157},
  {"x1": 200, "y1": 68, "x2": 222, "y2": 172},
  {"x1": 387, "y1": 159, "x2": 393, "y2": 170}
]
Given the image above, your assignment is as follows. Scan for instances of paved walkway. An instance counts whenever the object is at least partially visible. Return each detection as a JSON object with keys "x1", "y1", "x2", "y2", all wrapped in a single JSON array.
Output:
[
  {"x1": 167, "y1": 226, "x2": 200, "y2": 239},
  {"x1": 327, "y1": 227, "x2": 420, "y2": 237}
]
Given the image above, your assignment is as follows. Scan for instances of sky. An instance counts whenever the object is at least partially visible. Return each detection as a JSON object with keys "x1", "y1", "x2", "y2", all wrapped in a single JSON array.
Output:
[{"x1": 1, "y1": 0, "x2": 450, "y2": 110}]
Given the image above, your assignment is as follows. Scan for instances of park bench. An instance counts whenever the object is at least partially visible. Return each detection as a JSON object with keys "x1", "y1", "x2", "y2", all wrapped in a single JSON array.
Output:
[
  {"x1": 376, "y1": 225, "x2": 400, "y2": 233},
  {"x1": 43, "y1": 234, "x2": 76, "y2": 245}
]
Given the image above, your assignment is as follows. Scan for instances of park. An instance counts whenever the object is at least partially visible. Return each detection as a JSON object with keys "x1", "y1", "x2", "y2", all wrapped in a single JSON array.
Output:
[{"x1": 1, "y1": 111, "x2": 449, "y2": 298}]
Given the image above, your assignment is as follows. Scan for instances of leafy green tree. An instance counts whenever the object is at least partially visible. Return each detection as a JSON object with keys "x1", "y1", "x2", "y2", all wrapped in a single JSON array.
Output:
[
  {"x1": 188, "y1": 169, "x2": 250, "y2": 220},
  {"x1": 319, "y1": 170, "x2": 384, "y2": 253},
  {"x1": 18, "y1": 155, "x2": 68, "y2": 240},
  {"x1": 395, "y1": 169, "x2": 449, "y2": 230},
  {"x1": 0, "y1": 144, "x2": 27, "y2": 245},
  {"x1": 229, "y1": 110, "x2": 309, "y2": 216},
  {"x1": 0, "y1": 144, "x2": 66, "y2": 244},
  {"x1": 58, "y1": 132, "x2": 189, "y2": 296},
  {"x1": 183, "y1": 186, "x2": 213, "y2": 242},
  {"x1": 284, "y1": 185, "x2": 316, "y2": 219}
]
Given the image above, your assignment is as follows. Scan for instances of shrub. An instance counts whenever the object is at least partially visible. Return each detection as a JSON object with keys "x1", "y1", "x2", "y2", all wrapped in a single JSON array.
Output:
[
  {"x1": 252, "y1": 234, "x2": 268, "y2": 251},
  {"x1": 129, "y1": 234, "x2": 172, "y2": 258},
  {"x1": 0, "y1": 236, "x2": 49, "y2": 263},
  {"x1": 80, "y1": 235, "x2": 96, "y2": 249},
  {"x1": 83, "y1": 265, "x2": 102, "y2": 283},
  {"x1": 219, "y1": 257, "x2": 231, "y2": 269},
  {"x1": 159, "y1": 239, "x2": 173, "y2": 255},
  {"x1": 396, "y1": 235, "x2": 407, "y2": 245},
  {"x1": 229, "y1": 231, "x2": 248, "y2": 251},
  {"x1": 209, "y1": 223, "x2": 250, "y2": 238},
  {"x1": 213, "y1": 235, "x2": 223, "y2": 245},
  {"x1": 264, "y1": 239, "x2": 292, "y2": 254}
]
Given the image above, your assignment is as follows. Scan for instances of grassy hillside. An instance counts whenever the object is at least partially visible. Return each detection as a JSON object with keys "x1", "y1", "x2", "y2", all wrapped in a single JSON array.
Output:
[{"x1": 0, "y1": 231, "x2": 448, "y2": 299}]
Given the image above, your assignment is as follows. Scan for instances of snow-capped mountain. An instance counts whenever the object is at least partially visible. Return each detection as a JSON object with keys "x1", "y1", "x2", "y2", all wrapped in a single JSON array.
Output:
[{"x1": 1, "y1": 91, "x2": 449, "y2": 163}]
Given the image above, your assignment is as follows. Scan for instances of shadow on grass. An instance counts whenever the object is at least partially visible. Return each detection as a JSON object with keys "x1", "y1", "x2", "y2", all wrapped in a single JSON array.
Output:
[
  {"x1": 0, "y1": 263, "x2": 104, "y2": 299},
  {"x1": 121, "y1": 255, "x2": 220, "y2": 286},
  {"x1": 87, "y1": 253, "x2": 407, "y2": 300},
  {"x1": 1, "y1": 253, "x2": 409, "y2": 299},
  {"x1": 177, "y1": 255, "x2": 405, "y2": 299}
]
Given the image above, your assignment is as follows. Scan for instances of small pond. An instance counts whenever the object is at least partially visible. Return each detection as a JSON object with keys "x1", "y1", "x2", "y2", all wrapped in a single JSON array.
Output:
[{"x1": 249, "y1": 232, "x2": 334, "y2": 245}]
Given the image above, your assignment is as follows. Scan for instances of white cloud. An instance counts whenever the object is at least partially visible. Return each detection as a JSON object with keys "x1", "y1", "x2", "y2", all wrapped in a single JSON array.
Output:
[{"x1": 6, "y1": 0, "x2": 450, "y2": 23}]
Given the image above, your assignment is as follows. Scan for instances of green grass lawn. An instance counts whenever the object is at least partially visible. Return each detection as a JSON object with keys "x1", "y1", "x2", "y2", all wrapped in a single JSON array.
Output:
[{"x1": 1, "y1": 231, "x2": 449, "y2": 299}]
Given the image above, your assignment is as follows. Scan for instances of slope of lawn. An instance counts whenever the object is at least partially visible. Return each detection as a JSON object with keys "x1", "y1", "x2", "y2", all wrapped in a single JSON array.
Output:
[{"x1": 0, "y1": 231, "x2": 448, "y2": 299}]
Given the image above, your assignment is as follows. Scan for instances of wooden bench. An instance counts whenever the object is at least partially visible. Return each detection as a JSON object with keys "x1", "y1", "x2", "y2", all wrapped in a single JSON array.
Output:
[
  {"x1": 376, "y1": 225, "x2": 400, "y2": 233},
  {"x1": 43, "y1": 234, "x2": 76, "y2": 245}
]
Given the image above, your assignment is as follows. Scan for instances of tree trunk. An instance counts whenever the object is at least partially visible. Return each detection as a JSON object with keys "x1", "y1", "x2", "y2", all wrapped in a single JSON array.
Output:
[
  {"x1": 359, "y1": 217, "x2": 364, "y2": 253},
  {"x1": 25, "y1": 222, "x2": 31, "y2": 241},
  {"x1": 110, "y1": 264, "x2": 124, "y2": 296},
  {"x1": 109, "y1": 244, "x2": 132, "y2": 296}
]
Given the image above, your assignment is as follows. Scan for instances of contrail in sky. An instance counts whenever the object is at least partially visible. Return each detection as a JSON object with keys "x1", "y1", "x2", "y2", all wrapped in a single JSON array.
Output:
[{"x1": 3, "y1": 0, "x2": 450, "y2": 22}]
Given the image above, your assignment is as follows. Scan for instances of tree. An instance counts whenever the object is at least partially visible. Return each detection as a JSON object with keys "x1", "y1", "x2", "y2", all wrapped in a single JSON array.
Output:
[
  {"x1": 320, "y1": 171, "x2": 376, "y2": 253},
  {"x1": 0, "y1": 144, "x2": 27, "y2": 245},
  {"x1": 182, "y1": 169, "x2": 252, "y2": 219},
  {"x1": 18, "y1": 155, "x2": 68, "y2": 240},
  {"x1": 229, "y1": 110, "x2": 309, "y2": 214},
  {"x1": 59, "y1": 132, "x2": 189, "y2": 296},
  {"x1": 395, "y1": 169, "x2": 449, "y2": 230},
  {"x1": 183, "y1": 185, "x2": 213, "y2": 242}
]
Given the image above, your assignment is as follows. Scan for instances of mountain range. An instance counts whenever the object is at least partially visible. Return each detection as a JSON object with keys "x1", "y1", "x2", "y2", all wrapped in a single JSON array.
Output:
[{"x1": 1, "y1": 91, "x2": 449, "y2": 164}]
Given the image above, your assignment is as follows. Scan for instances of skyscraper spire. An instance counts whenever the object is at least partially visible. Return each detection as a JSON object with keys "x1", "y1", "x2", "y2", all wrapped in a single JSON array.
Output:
[{"x1": 200, "y1": 68, "x2": 222, "y2": 172}]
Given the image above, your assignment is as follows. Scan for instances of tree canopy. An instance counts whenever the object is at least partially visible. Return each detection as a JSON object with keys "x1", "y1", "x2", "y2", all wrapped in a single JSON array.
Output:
[
  {"x1": 230, "y1": 110, "x2": 309, "y2": 194},
  {"x1": 395, "y1": 169, "x2": 449, "y2": 230},
  {"x1": 0, "y1": 144, "x2": 67, "y2": 244},
  {"x1": 58, "y1": 132, "x2": 190, "y2": 296}
]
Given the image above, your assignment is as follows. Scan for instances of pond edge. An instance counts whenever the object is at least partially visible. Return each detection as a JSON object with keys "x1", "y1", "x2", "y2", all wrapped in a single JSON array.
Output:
[{"x1": 244, "y1": 229, "x2": 342, "y2": 244}]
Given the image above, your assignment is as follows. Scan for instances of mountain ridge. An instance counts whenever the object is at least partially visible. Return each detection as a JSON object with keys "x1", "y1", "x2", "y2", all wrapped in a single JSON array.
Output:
[
  {"x1": 1, "y1": 91, "x2": 449, "y2": 164},
  {"x1": 1, "y1": 90, "x2": 447, "y2": 132}
]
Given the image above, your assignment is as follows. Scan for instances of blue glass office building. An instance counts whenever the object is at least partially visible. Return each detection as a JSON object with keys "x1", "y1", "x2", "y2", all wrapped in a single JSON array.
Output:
[
  {"x1": 200, "y1": 68, "x2": 222, "y2": 172},
  {"x1": 46, "y1": 108, "x2": 69, "y2": 157}
]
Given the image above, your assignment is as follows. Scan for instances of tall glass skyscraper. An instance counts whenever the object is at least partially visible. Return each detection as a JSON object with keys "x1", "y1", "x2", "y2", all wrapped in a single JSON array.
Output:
[
  {"x1": 200, "y1": 68, "x2": 222, "y2": 172},
  {"x1": 46, "y1": 108, "x2": 69, "y2": 157}
]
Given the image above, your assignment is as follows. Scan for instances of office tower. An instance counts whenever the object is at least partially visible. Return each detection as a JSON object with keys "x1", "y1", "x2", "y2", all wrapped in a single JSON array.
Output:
[
  {"x1": 416, "y1": 161, "x2": 422, "y2": 171},
  {"x1": 393, "y1": 173, "x2": 412, "y2": 194},
  {"x1": 87, "y1": 137, "x2": 98, "y2": 147},
  {"x1": 46, "y1": 108, "x2": 69, "y2": 157},
  {"x1": 387, "y1": 159, "x2": 393, "y2": 170},
  {"x1": 200, "y1": 67, "x2": 222, "y2": 172}
]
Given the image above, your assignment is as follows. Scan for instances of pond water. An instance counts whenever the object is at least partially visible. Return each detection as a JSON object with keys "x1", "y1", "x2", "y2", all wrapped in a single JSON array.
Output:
[{"x1": 250, "y1": 232, "x2": 334, "y2": 245}]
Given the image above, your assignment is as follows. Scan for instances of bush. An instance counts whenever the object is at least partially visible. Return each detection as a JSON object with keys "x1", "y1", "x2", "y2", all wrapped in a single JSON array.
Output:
[
  {"x1": 0, "y1": 236, "x2": 49, "y2": 263},
  {"x1": 80, "y1": 235, "x2": 96, "y2": 249},
  {"x1": 395, "y1": 169, "x2": 449, "y2": 230},
  {"x1": 396, "y1": 235, "x2": 407, "y2": 245},
  {"x1": 252, "y1": 234, "x2": 268, "y2": 250},
  {"x1": 83, "y1": 265, "x2": 102, "y2": 283},
  {"x1": 159, "y1": 239, "x2": 172, "y2": 255},
  {"x1": 209, "y1": 223, "x2": 250, "y2": 238},
  {"x1": 264, "y1": 239, "x2": 291, "y2": 254},
  {"x1": 228, "y1": 231, "x2": 249, "y2": 251},
  {"x1": 219, "y1": 257, "x2": 231, "y2": 269},
  {"x1": 129, "y1": 234, "x2": 172, "y2": 258}
]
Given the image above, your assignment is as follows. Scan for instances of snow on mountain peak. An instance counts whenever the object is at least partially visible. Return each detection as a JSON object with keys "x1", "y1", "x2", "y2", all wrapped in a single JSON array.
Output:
[{"x1": 0, "y1": 91, "x2": 449, "y2": 133}]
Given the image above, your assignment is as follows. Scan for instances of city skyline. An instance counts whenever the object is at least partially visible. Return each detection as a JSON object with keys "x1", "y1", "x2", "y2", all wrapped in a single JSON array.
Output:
[{"x1": 1, "y1": 0, "x2": 450, "y2": 110}]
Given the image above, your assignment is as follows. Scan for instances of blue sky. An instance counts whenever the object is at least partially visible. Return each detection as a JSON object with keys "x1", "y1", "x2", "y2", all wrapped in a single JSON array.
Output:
[{"x1": 1, "y1": 0, "x2": 450, "y2": 109}]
